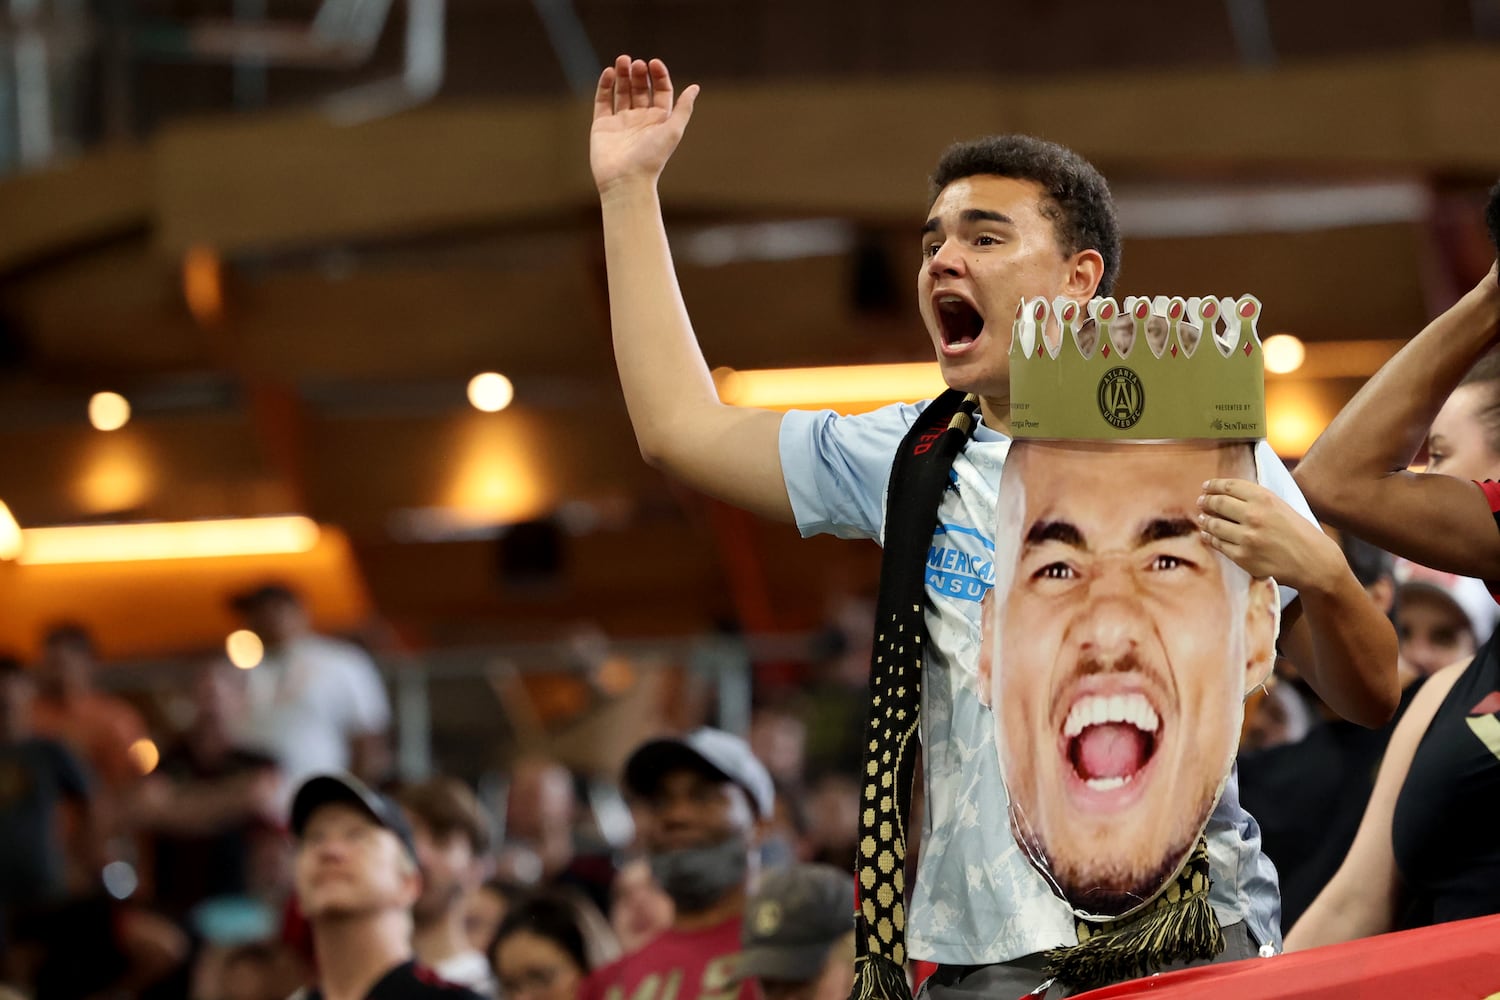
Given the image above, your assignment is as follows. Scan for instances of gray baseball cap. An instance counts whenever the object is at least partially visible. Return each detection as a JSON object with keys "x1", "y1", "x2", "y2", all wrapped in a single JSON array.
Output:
[
  {"x1": 737, "y1": 864, "x2": 855, "y2": 983},
  {"x1": 291, "y1": 772, "x2": 419, "y2": 866},
  {"x1": 622, "y1": 727, "x2": 775, "y2": 819}
]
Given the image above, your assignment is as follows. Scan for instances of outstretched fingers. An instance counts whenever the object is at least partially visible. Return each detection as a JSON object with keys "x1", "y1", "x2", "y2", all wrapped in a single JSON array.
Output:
[
  {"x1": 611, "y1": 54, "x2": 631, "y2": 114},
  {"x1": 649, "y1": 59, "x2": 674, "y2": 110},
  {"x1": 672, "y1": 83, "x2": 700, "y2": 126},
  {"x1": 629, "y1": 58, "x2": 652, "y2": 109}
]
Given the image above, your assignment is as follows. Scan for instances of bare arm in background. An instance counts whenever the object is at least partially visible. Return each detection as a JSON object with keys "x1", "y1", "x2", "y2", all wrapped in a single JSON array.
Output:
[
  {"x1": 590, "y1": 56, "x2": 793, "y2": 522},
  {"x1": 1284, "y1": 659, "x2": 1464, "y2": 949},
  {"x1": 1295, "y1": 266, "x2": 1500, "y2": 579}
]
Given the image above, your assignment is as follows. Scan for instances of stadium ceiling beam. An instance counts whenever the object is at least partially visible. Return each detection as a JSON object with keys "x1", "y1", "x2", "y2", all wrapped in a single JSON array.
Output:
[{"x1": 10, "y1": 47, "x2": 1500, "y2": 267}]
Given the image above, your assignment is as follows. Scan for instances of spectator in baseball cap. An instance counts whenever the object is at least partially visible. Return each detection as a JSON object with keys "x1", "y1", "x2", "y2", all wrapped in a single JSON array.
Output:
[
  {"x1": 290, "y1": 773, "x2": 484, "y2": 999},
  {"x1": 738, "y1": 864, "x2": 855, "y2": 1000},
  {"x1": 1392, "y1": 559, "x2": 1498, "y2": 681},
  {"x1": 580, "y1": 728, "x2": 772, "y2": 1000}
]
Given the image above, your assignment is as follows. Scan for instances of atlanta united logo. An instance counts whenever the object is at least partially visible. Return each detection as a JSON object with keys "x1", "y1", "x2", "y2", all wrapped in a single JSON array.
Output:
[{"x1": 1098, "y1": 367, "x2": 1145, "y2": 429}]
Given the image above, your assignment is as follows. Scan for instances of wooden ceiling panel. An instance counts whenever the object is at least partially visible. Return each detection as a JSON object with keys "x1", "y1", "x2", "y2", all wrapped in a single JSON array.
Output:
[
  {"x1": 0, "y1": 414, "x2": 279, "y2": 526},
  {"x1": 1117, "y1": 224, "x2": 1428, "y2": 340},
  {"x1": 301, "y1": 401, "x2": 656, "y2": 535},
  {"x1": 233, "y1": 257, "x2": 611, "y2": 379},
  {"x1": 4, "y1": 243, "x2": 210, "y2": 372},
  {"x1": 679, "y1": 254, "x2": 921, "y2": 370}
]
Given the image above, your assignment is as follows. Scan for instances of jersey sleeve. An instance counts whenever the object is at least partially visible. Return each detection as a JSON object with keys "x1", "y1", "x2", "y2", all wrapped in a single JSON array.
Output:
[
  {"x1": 778, "y1": 402, "x2": 925, "y2": 542},
  {"x1": 1477, "y1": 480, "x2": 1500, "y2": 522},
  {"x1": 1255, "y1": 440, "x2": 1315, "y2": 609},
  {"x1": 1475, "y1": 481, "x2": 1500, "y2": 603}
]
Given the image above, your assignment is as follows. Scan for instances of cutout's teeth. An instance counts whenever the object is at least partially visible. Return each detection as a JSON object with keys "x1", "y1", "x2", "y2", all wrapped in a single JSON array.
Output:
[
  {"x1": 1085, "y1": 775, "x2": 1131, "y2": 791},
  {"x1": 1106, "y1": 694, "x2": 1126, "y2": 724},
  {"x1": 1063, "y1": 693, "x2": 1160, "y2": 738},
  {"x1": 1064, "y1": 703, "x2": 1086, "y2": 738}
]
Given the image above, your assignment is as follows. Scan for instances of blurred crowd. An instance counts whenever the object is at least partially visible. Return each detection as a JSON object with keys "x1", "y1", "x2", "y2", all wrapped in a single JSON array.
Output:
[
  {"x1": 0, "y1": 533, "x2": 1489, "y2": 1000},
  {"x1": 0, "y1": 581, "x2": 880, "y2": 1000}
]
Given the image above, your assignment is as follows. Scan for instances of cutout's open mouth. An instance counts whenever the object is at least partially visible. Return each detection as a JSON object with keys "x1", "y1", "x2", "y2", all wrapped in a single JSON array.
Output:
[
  {"x1": 1063, "y1": 693, "x2": 1161, "y2": 791},
  {"x1": 935, "y1": 294, "x2": 985, "y2": 348}
]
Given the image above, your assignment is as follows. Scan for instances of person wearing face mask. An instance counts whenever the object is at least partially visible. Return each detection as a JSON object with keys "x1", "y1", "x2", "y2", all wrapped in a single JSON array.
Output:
[{"x1": 580, "y1": 728, "x2": 773, "y2": 1000}]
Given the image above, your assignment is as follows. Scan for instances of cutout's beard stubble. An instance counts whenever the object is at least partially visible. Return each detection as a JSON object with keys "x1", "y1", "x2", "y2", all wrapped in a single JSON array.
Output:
[{"x1": 1040, "y1": 821, "x2": 1197, "y2": 917}]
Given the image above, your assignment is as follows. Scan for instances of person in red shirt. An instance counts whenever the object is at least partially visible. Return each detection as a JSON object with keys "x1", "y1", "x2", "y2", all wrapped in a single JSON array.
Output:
[{"x1": 581, "y1": 729, "x2": 774, "y2": 1000}]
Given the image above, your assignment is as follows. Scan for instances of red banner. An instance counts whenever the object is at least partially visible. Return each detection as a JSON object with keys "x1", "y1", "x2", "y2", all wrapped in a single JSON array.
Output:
[{"x1": 1073, "y1": 915, "x2": 1500, "y2": 999}]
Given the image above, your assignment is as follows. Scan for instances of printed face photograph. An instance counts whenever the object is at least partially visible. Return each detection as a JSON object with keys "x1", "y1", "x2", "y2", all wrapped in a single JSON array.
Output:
[
  {"x1": 978, "y1": 440, "x2": 1277, "y2": 918},
  {"x1": 1107, "y1": 314, "x2": 1136, "y2": 357},
  {"x1": 1177, "y1": 320, "x2": 1203, "y2": 355},
  {"x1": 1075, "y1": 318, "x2": 1099, "y2": 358},
  {"x1": 1144, "y1": 314, "x2": 1170, "y2": 357}
]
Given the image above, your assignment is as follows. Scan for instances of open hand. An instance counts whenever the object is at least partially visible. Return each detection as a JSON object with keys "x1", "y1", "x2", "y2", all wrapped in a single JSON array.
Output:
[
  {"x1": 591, "y1": 55, "x2": 699, "y2": 195},
  {"x1": 1198, "y1": 477, "x2": 1341, "y2": 592}
]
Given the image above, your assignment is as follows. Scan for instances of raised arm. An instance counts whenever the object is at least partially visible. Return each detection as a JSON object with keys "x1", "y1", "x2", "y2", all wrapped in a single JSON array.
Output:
[
  {"x1": 1283, "y1": 659, "x2": 1463, "y2": 950},
  {"x1": 1294, "y1": 265, "x2": 1500, "y2": 578},
  {"x1": 591, "y1": 56, "x2": 792, "y2": 523}
]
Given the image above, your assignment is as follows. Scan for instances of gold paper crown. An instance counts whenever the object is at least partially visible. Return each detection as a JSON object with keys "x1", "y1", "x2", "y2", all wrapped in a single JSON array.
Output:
[{"x1": 1008, "y1": 294, "x2": 1266, "y2": 441}]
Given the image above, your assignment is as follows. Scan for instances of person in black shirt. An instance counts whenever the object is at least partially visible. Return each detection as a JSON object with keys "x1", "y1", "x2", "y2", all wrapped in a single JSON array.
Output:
[
  {"x1": 137, "y1": 658, "x2": 281, "y2": 923},
  {"x1": 290, "y1": 773, "x2": 484, "y2": 1000},
  {"x1": 1290, "y1": 241, "x2": 1500, "y2": 945}
]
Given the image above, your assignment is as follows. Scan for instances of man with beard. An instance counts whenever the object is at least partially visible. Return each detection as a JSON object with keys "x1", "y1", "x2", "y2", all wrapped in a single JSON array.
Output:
[
  {"x1": 581, "y1": 729, "x2": 773, "y2": 1000},
  {"x1": 976, "y1": 441, "x2": 1279, "y2": 920},
  {"x1": 397, "y1": 778, "x2": 497, "y2": 997},
  {"x1": 290, "y1": 774, "x2": 485, "y2": 1000}
]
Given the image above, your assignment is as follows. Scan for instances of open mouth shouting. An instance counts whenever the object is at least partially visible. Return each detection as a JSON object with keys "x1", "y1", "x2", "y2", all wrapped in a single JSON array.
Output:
[
  {"x1": 1059, "y1": 689, "x2": 1163, "y2": 808},
  {"x1": 933, "y1": 292, "x2": 986, "y2": 355}
]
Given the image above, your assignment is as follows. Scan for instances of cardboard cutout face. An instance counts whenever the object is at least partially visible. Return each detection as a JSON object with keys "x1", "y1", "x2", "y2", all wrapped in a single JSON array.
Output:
[{"x1": 980, "y1": 439, "x2": 1277, "y2": 919}]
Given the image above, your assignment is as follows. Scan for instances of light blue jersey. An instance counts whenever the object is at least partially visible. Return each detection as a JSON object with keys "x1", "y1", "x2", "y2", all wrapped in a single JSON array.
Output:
[{"x1": 780, "y1": 401, "x2": 1299, "y2": 965}]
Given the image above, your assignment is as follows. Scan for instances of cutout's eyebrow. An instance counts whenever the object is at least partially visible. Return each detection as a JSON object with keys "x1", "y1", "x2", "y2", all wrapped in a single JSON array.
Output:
[
  {"x1": 921, "y1": 209, "x2": 1016, "y2": 237},
  {"x1": 1136, "y1": 517, "x2": 1197, "y2": 546},
  {"x1": 1025, "y1": 519, "x2": 1085, "y2": 550}
]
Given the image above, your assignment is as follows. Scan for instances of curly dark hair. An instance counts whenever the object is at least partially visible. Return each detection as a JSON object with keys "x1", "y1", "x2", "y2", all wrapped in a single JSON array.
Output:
[{"x1": 929, "y1": 135, "x2": 1121, "y2": 296}]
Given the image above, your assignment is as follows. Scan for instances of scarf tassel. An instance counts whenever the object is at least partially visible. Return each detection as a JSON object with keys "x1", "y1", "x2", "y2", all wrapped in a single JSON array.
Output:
[
  {"x1": 849, "y1": 952, "x2": 914, "y2": 1000},
  {"x1": 1042, "y1": 879, "x2": 1224, "y2": 992}
]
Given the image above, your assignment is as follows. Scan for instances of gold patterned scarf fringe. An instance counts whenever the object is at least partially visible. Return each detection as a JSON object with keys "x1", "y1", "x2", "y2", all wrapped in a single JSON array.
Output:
[{"x1": 1042, "y1": 836, "x2": 1224, "y2": 993}]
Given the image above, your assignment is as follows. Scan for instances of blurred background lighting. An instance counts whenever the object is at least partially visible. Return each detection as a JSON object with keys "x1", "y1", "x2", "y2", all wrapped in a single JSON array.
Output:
[
  {"x1": 17, "y1": 516, "x2": 320, "y2": 565},
  {"x1": 226, "y1": 629, "x2": 265, "y2": 669},
  {"x1": 1268, "y1": 404, "x2": 1321, "y2": 457},
  {"x1": 715, "y1": 362, "x2": 947, "y2": 410},
  {"x1": 182, "y1": 245, "x2": 225, "y2": 327},
  {"x1": 88, "y1": 391, "x2": 131, "y2": 431},
  {"x1": 102, "y1": 861, "x2": 139, "y2": 900},
  {"x1": 1263, "y1": 334, "x2": 1307, "y2": 375},
  {"x1": 0, "y1": 501, "x2": 21, "y2": 560},
  {"x1": 467, "y1": 372, "x2": 514, "y2": 413},
  {"x1": 128, "y1": 737, "x2": 160, "y2": 775}
]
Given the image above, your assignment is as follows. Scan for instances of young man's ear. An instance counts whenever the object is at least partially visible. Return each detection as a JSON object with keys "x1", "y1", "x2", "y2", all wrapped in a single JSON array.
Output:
[
  {"x1": 1242, "y1": 577, "x2": 1280, "y2": 696},
  {"x1": 1065, "y1": 249, "x2": 1106, "y2": 302}
]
